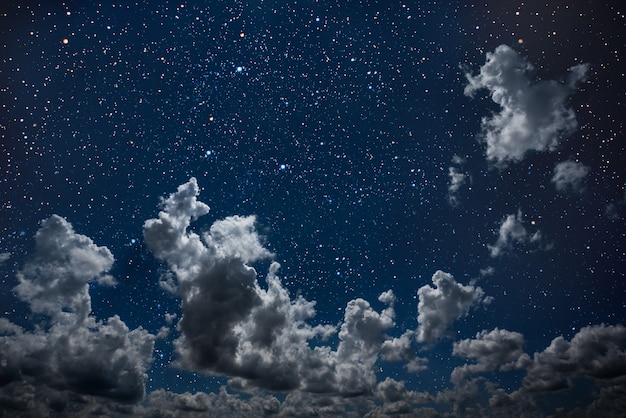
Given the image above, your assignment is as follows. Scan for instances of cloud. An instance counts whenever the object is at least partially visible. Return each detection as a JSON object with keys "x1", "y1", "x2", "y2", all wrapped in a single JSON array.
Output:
[
  {"x1": 552, "y1": 160, "x2": 590, "y2": 193},
  {"x1": 0, "y1": 215, "x2": 156, "y2": 412},
  {"x1": 139, "y1": 386, "x2": 281, "y2": 417},
  {"x1": 0, "y1": 252, "x2": 10, "y2": 264},
  {"x1": 448, "y1": 167, "x2": 469, "y2": 206},
  {"x1": 523, "y1": 324, "x2": 626, "y2": 392},
  {"x1": 143, "y1": 178, "x2": 405, "y2": 396},
  {"x1": 451, "y1": 328, "x2": 530, "y2": 384},
  {"x1": 13, "y1": 215, "x2": 115, "y2": 325},
  {"x1": 416, "y1": 270, "x2": 492, "y2": 344},
  {"x1": 488, "y1": 210, "x2": 544, "y2": 257},
  {"x1": 464, "y1": 44, "x2": 589, "y2": 164}
]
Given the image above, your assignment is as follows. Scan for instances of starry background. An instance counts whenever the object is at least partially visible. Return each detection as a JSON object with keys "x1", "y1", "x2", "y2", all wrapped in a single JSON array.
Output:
[{"x1": 1, "y1": 1, "x2": 625, "y2": 416}]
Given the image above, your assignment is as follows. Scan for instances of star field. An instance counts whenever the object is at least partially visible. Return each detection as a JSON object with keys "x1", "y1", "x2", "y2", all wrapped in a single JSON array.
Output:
[{"x1": 1, "y1": 1, "x2": 625, "y2": 416}]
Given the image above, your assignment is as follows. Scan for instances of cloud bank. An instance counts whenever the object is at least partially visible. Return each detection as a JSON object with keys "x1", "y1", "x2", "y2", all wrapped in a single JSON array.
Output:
[
  {"x1": 0, "y1": 215, "x2": 156, "y2": 412},
  {"x1": 464, "y1": 44, "x2": 589, "y2": 164},
  {"x1": 2, "y1": 179, "x2": 625, "y2": 417}
]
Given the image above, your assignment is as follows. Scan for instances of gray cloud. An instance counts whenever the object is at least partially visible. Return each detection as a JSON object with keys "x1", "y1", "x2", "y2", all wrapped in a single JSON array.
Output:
[
  {"x1": 452, "y1": 328, "x2": 530, "y2": 384},
  {"x1": 0, "y1": 252, "x2": 10, "y2": 264},
  {"x1": 488, "y1": 210, "x2": 544, "y2": 257},
  {"x1": 13, "y1": 215, "x2": 115, "y2": 325},
  {"x1": 448, "y1": 166, "x2": 468, "y2": 206},
  {"x1": 0, "y1": 215, "x2": 156, "y2": 412},
  {"x1": 416, "y1": 270, "x2": 492, "y2": 344},
  {"x1": 464, "y1": 44, "x2": 589, "y2": 164},
  {"x1": 552, "y1": 160, "x2": 590, "y2": 194},
  {"x1": 523, "y1": 324, "x2": 626, "y2": 392},
  {"x1": 143, "y1": 178, "x2": 403, "y2": 396}
]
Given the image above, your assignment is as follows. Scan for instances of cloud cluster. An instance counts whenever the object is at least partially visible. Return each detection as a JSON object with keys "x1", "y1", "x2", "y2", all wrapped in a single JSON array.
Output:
[
  {"x1": 416, "y1": 270, "x2": 492, "y2": 344},
  {"x1": 142, "y1": 178, "x2": 409, "y2": 396},
  {"x1": 0, "y1": 215, "x2": 156, "y2": 414},
  {"x1": 464, "y1": 44, "x2": 589, "y2": 164},
  {"x1": 451, "y1": 328, "x2": 530, "y2": 384},
  {"x1": 552, "y1": 160, "x2": 590, "y2": 194},
  {"x1": 523, "y1": 324, "x2": 626, "y2": 391},
  {"x1": 488, "y1": 210, "x2": 544, "y2": 257}
]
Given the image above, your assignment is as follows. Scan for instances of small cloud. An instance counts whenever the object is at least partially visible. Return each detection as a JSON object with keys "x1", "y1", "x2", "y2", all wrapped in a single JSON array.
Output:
[
  {"x1": 480, "y1": 266, "x2": 495, "y2": 277},
  {"x1": 416, "y1": 270, "x2": 492, "y2": 344},
  {"x1": 464, "y1": 44, "x2": 589, "y2": 164},
  {"x1": 448, "y1": 167, "x2": 468, "y2": 206},
  {"x1": 0, "y1": 252, "x2": 10, "y2": 264},
  {"x1": 552, "y1": 160, "x2": 590, "y2": 194},
  {"x1": 488, "y1": 210, "x2": 546, "y2": 257}
]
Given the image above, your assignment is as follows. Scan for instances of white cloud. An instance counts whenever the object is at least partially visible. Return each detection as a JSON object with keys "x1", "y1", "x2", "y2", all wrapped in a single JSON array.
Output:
[
  {"x1": 523, "y1": 324, "x2": 626, "y2": 392},
  {"x1": 552, "y1": 160, "x2": 590, "y2": 193},
  {"x1": 488, "y1": 210, "x2": 544, "y2": 257},
  {"x1": 464, "y1": 44, "x2": 589, "y2": 164},
  {"x1": 416, "y1": 270, "x2": 492, "y2": 344},
  {"x1": 13, "y1": 215, "x2": 115, "y2": 325},
  {"x1": 143, "y1": 178, "x2": 406, "y2": 395},
  {"x1": 451, "y1": 328, "x2": 530, "y2": 384},
  {"x1": 0, "y1": 215, "x2": 156, "y2": 407}
]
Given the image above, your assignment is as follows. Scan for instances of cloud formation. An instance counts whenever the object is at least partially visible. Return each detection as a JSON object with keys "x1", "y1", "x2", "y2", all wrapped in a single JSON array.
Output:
[
  {"x1": 464, "y1": 44, "x2": 589, "y2": 164},
  {"x1": 416, "y1": 270, "x2": 492, "y2": 344},
  {"x1": 523, "y1": 324, "x2": 626, "y2": 391},
  {"x1": 0, "y1": 215, "x2": 156, "y2": 412},
  {"x1": 552, "y1": 160, "x2": 590, "y2": 193},
  {"x1": 488, "y1": 210, "x2": 544, "y2": 257},
  {"x1": 451, "y1": 328, "x2": 530, "y2": 384},
  {"x1": 143, "y1": 178, "x2": 405, "y2": 395}
]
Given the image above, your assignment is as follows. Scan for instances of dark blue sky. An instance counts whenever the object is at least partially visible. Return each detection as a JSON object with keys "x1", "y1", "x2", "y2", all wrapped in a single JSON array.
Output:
[{"x1": 1, "y1": 1, "x2": 624, "y2": 416}]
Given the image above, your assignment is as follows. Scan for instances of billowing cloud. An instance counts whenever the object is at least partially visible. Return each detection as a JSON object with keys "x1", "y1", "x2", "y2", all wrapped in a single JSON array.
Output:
[
  {"x1": 488, "y1": 210, "x2": 544, "y2": 257},
  {"x1": 143, "y1": 178, "x2": 403, "y2": 396},
  {"x1": 464, "y1": 44, "x2": 589, "y2": 164},
  {"x1": 523, "y1": 324, "x2": 626, "y2": 392},
  {"x1": 451, "y1": 328, "x2": 530, "y2": 384},
  {"x1": 13, "y1": 215, "x2": 115, "y2": 325},
  {"x1": 0, "y1": 215, "x2": 156, "y2": 412},
  {"x1": 416, "y1": 270, "x2": 492, "y2": 344},
  {"x1": 552, "y1": 160, "x2": 590, "y2": 193}
]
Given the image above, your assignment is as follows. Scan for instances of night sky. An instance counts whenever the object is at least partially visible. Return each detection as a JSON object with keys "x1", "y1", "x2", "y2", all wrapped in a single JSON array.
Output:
[{"x1": 1, "y1": 1, "x2": 625, "y2": 417}]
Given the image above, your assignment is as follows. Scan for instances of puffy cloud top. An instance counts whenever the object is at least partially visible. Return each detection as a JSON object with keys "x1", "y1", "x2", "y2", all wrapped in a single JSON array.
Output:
[
  {"x1": 1, "y1": 215, "x2": 156, "y2": 406},
  {"x1": 416, "y1": 270, "x2": 491, "y2": 344},
  {"x1": 464, "y1": 44, "x2": 589, "y2": 164}
]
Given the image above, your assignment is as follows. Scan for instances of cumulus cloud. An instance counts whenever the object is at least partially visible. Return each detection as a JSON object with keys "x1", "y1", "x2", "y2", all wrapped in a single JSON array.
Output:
[
  {"x1": 0, "y1": 215, "x2": 156, "y2": 413},
  {"x1": 451, "y1": 328, "x2": 530, "y2": 384},
  {"x1": 0, "y1": 252, "x2": 10, "y2": 264},
  {"x1": 416, "y1": 270, "x2": 492, "y2": 344},
  {"x1": 143, "y1": 178, "x2": 404, "y2": 396},
  {"x1": 523, "y1": 324, "x2": 626, "y2": 392},
  {"x1": 552, "y1": 160, "x2": 590, "y2": 194},
  {"x1": 13, "y1": 215, "x2": 115, "y2": 325},
  {"x1": 464, "y1": 44, "x2": 589, "y2": 164},
  {"x1": 488, "y1": 210, "x2": 544, "y2": 257}
]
